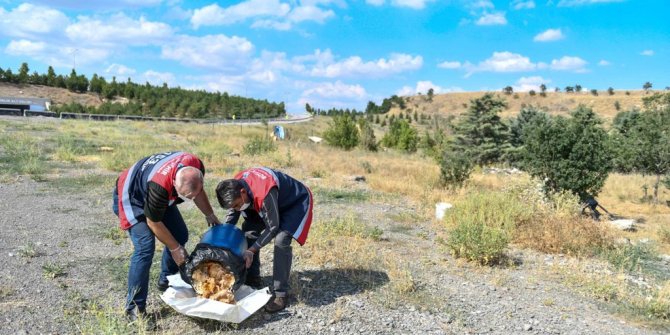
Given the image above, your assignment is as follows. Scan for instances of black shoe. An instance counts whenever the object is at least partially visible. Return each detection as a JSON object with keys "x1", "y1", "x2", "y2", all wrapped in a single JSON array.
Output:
[
  {"x1": 157, "y1": 280, "x2": 169, "y2": 292},
  {"x1": 245, "y1": 275, "x2": 263, "y2": 289},
  {"x1": 265, "y1": 296, "x2": 287, "y2": 313}
]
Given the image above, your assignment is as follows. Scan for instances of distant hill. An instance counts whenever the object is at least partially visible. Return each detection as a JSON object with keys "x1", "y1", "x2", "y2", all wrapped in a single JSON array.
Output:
[
  {"x1": 393, "y1": 90, "x2": 650, "y2": 124},
  {"x1": 0, "y1": 82, "x2": 104, "y2": 107}
]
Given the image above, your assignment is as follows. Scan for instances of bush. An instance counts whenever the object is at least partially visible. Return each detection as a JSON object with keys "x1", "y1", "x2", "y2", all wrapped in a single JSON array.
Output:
[
  {"x1": 243, "y1": 136, "x2": 277, "y2": 156},
  {"x1": 443, "y1": 192, "x2": 529, "y2": 265},
  {"x1": 323, "y1": 114, "x2": 359, "y2": 150},
  {"x1": 438, "y1": 148, "x2": 472, "y2": 189},
  {"x1": 381, "y1": 119, "x2": 418, "y2": 153},
  {"x1": 522, "y1": 105, "x2": 612, "y2": 199}
]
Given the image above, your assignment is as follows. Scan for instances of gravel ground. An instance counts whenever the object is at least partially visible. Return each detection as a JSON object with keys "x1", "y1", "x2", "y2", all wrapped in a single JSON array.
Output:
[{"x1": 0, "y1": 178, "x2": 667, "y2": 334}]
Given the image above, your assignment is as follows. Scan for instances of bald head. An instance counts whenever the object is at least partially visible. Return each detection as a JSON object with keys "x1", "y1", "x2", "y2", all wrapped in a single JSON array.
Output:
[{"x1": 175, "y1": 166, "x2": 204, "y2": 199}]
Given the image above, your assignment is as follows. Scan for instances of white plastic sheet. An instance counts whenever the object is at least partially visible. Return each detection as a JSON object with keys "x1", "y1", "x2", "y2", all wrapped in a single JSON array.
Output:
[{"x1": 160, "y1": 274, "x2": 273, "y2": 323}]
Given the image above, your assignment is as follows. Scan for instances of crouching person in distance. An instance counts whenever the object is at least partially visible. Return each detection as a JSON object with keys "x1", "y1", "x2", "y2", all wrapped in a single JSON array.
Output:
[
  {"x1": 215, "y1": 167, "x2": 313, "y2": 313},
  {"x1": 112, "y1": 151, "x2": 221, "y2": 322}
]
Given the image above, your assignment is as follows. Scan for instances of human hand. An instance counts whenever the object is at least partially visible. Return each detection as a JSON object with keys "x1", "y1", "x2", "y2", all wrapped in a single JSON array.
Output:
[
  {"x1": 206, "y1": 213, "x2": 221, "y2": 227},
  {"x1": 243, "y1": 249, "x2": 254, "y2": 269},
  {"x1": 170, "y1": 245, "x2": 189, "y2": 266}
]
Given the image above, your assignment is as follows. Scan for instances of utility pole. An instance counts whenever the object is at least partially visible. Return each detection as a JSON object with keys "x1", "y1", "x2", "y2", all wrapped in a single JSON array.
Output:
[{"x1": 70, "y1": 48, "x2": 79, "y2": 70}]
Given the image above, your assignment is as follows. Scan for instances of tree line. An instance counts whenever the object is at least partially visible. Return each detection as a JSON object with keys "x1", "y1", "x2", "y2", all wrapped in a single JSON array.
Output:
[
  {"x1": 322, "y1": 92, "x2": 670, "y2": 204},
  {"x1": 0, "y1": 62, "x2": 285, "y2": 119}
]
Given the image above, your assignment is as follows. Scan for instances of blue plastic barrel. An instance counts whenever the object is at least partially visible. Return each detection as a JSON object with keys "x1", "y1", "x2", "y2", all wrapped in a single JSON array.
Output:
[{"x1": 198, "y1": 224, "x2": 247, "y2": 258}]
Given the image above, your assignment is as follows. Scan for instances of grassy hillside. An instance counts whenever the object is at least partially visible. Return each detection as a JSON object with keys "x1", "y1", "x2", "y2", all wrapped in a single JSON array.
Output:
[{"x1": 395, "y1": 90, "x2": 650, "y2": 124}]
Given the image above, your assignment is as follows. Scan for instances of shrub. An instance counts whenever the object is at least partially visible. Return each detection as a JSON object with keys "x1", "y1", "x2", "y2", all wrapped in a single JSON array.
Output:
[
  {"x1": 438, "y1": 148, "x2": 473, "y2": 189},
  {"x1": 381, "y1": 119, "x2": 418, "y2": 153},
  {"x1": 443, "y1": 192, "x2": 530, "y2": 265},
  {"x1": 323, "y1": 114, "x2": 359, "y2": 150},
  {"x1": 243, "y1": 136, "x2": 277, "y2": 156}
]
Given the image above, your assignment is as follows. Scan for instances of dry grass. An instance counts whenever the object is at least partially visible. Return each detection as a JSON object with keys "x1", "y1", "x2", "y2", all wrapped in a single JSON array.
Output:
[{"x1": 399, "y1": 90, "x2": 648, "y2": 126}]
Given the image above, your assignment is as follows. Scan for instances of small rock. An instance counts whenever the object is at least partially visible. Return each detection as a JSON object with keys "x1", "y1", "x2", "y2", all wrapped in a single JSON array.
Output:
[
  {"x1": 353, "y1": 176, "x2": 366, "y2": 182},
  {"x1": 524, "y1": 324, "x2": 533, "y2": 331}
]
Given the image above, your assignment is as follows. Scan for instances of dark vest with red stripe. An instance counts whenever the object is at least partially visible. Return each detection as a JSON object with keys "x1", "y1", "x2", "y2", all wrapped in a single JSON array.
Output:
[
  {"x1": 116, "y1": 151, "x2": 203, "y2": 229},
  {"x1": 236, "y1": 167, "x2": 312, "y2": 244}
]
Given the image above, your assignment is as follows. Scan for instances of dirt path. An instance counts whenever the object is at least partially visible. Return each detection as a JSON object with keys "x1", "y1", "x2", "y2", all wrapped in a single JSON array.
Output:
[{"x1": 0, "y1": 179, "x2": 665, "y2": 334}]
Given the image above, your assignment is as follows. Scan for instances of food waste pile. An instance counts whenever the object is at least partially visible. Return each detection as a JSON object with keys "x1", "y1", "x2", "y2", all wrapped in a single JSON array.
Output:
[{"x1": 191, "y1": 261, "x2": 236, "y2": 304}]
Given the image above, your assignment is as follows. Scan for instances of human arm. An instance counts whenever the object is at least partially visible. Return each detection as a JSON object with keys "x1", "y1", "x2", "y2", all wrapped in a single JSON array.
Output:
[
  {"x1": 193, "y1": 189, "x2": 220, "y2": 226},
  {"x1": 248, "y1": 187, "x2": 281, "y2": 253},
  {"x1": 145, "y1": 182, "x2": 189, "y2": 265}
]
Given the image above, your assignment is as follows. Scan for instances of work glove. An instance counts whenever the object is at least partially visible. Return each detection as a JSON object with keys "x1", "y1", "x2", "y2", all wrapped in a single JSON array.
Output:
[
  {"x1": 243, "y1": 249, "x2": 254, "y2": 269},
  {"x1": 205, "y1": 213, "x2": 221, "y2": 227},
  {"x1": 170, "y1": 245, "x2": 189, "y2": 266}
]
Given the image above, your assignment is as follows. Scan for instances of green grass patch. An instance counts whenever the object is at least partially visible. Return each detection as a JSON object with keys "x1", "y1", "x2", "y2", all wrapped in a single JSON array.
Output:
[
  {"x1": 18, "y1": 242, "x2": 39, "y2": 258},
  {"x1": 314, "y1": 187, "x2": 369, "y2": 203},
  {"x1": 48, "y1": 174, "x2": 116, "y2": 193},
  {"x1": 316, "y1": 214, "x2": 383, "y2": 240},
  {"x1": 101, "y1": 227, "x2": 128, "y2": 245},
  {"x1": 0, "y1": 132, "x2": 48, "y2": 180},
  {"x1": 42, "y1": 262, "x2": 66, "y2": 279},
  {"x1": 598, "y1": 243, "x2": 657, "y2": 273},
  {"x1": 243, "y1": 135, "x2": 277, "y2": 156},
  {"x1": 442, "y1": 191, "x2": 531, "y2": 265}
]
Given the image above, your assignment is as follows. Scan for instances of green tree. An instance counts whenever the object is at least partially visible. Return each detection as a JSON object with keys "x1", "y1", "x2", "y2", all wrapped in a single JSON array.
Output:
[
  {"x1": 522, "y1": 105, "x2": 612, "y2": 199},
  {"x1": 575, "y1": 84, "x2": 582, "y2": 93},
  {"x1": 381, "y1": 119, "x2": 418, "y2": 153},
  {"x1": 323, "y1": 114, "x2": 359, "y2": 150},
  {"x1": 18, "y1": 62, "x2": 29, "y2": 84},
  {"x1": 427, "y1": 88, "x2": 434, "y2": 102},
  {"x1": 607, "y1": 87, "x2": 615, "y2": 95},
  {"x1": 451, "y1": 93, "x2": 510, "y2": 166},
  {"x1": 625, "y1": 93, "x2": 670, "y2": 203},
  {"x1": 358, "y1": 119, "x2": 377, "y2": 151},
  {"x1": 502, "y1": 86, "x2": 513, "y2": 95},
  {"x1": 590, "y1": 89, "x2": 598, "y2": 96},
  {"x1": 643, "y1": 81, "x2": 653, "y2": 92},
  {"x1": 507, "y1": 106, "x2": 548, "y2": 165},
  {"x1": 46, "y1": 66, "x2": 56, "y2": 86}
]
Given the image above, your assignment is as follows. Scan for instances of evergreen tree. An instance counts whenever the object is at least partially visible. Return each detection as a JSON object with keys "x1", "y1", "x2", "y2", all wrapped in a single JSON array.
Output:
[
  {"x1": 522, "y1": 105, "x2": 612, "y2": 199},
  {"x1": 46, "y1": 66, "x2": 57, "y2": 86},
  {"x1": 18, "y1": 62, "x2": 29, "y2": 84},
  {"x1": 451, "y1": 93, "x2": 510, "y2": 166}
]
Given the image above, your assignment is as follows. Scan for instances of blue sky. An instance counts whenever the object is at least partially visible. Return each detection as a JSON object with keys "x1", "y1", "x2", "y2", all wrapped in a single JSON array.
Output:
[{"x1": 0, "y1": 0, "x2": 668, "y2": 113}]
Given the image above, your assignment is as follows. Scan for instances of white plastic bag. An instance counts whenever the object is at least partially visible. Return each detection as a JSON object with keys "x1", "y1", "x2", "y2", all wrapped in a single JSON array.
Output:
[{"x1": 160, "y1": 274, "x2": 273, "y2": 323}]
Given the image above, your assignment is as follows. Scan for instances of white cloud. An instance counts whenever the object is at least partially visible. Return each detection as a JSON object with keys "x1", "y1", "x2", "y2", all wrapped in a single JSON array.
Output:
[
  {"x1": 396, "y1": 81, "x2": 463, "y2": 96},
  {"x1": 598, "y1": 60, "x2": 611, "y2": 66},
  {"x1": 142, "y1": 70, "x2": 176, "y2": 86},
  {"x1": 66, "y1": 14, "x2": 173, "y2": 46},
  {"x1": 299, "y1": 80, "x2": 368, "y2": 109},
  {"x1": 466, "y1": 52, "x2": 537, "y2": 75},
  {"x1": 363, "y1": 0, "x2": 435, "y2": 9},
  {"x1": 468, "y1": 1, "x2": 495, "y2": 9},
  {"x1": 476, "y1": 12, "x2": 507, "y2": 25},
  {"x1": 303, "y1": 81, "x2": 366, "y2": 99},
  {"x1": 105, "y1": 64, "x2": 137, "y2": 76},
  {"x1": 512, "y1": 0, "x2": 536, "y2": 9},
  {"x1": 557, "y1": 0, "x2": 624, "y2": 7},
  {"x1": 550, "y1": 56, "x2": 588, "y2": 72},
  {"x1": 310, "y1": 52, "x2": 423, "y2": 78},
  {"x1": 251, "y1": 20, "x2": 293, "y2": 30},
  {"x1": 640, "y1": 49, "x2": 654, "y2": 56},
  {"x1": 513, "y1": 76, "x2": 550, "y2": 92},
  {"x1": 287, "y1": 5, "x2": 334, "y2": 23},
  {"x1": 5, "y1": 39, "x2": 47, "y2": 56},
  {"x1": 191, "y1": 1, "x2": 290, "y2": 28},
  {"x1": 0, "y1": 4, "x2": 69, "y2": 39},
  {"x1": 438, "y1": 61, "x2": 462, "y2": 69},
  {"x1": 392, "y1": 0, "x2": 435, "y2": 9},
  {"x1": 534, "y1": 28, "x2": 564, "y2": 42},
  {"x1": 5, "y1": 39, "x2": 109, "y2": 68},
  {"x1": 161, "y1": 34, "x2": 254, "y2": 71}
]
